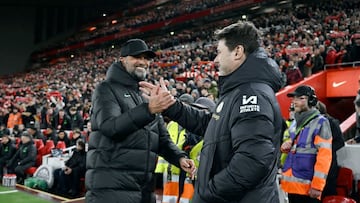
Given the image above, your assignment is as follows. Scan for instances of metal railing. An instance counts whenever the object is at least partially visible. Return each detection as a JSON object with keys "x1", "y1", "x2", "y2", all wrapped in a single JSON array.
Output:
[{"x1": 324, "y1": 61, "x2": 360, "y2": 70}]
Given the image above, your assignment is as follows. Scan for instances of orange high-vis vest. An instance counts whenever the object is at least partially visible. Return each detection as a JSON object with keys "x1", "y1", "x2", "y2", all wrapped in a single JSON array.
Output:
[{"x1": 281, "y1": 115, "x2": 332, "y2": 199}]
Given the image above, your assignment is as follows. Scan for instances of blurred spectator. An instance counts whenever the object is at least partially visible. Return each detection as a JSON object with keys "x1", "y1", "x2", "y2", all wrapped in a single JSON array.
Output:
[
  {"x1": 84, "y1": 122, "x2": 91, "y2": 139},
  {"x1": 344, "y1": 33, "x2": 360, "y2": 63},
  {"x1": 0, "y1": 134, "x2": 16, "y2": 179},
  {"x1": 11, "y1": 124, "x2": 25, "y2": 138},
  {"x1": 285, "y1": 60, "x2": 303, "y2": 85},
  {"x1": 21, "y1": 99, "x2": 37, "y2": 129},
  {"x1": 311, "y1": 48, "x2": 324, "y2": 74},
  {"x1": 52, "y1": 108, "x2": 72, "y2": 130},
  {"x1": 44, "y1": 126, "x2": 57, "y2": 141},
  {"x1": 298, "y1": 53, "x2": 314, "y2": 78},
  {"x1": 54, "y1": 130, "x2": 70, "y2": 147},
  {"x1": 27, "y1": 123, "x2": 46, "y2": 145},
  {"x1": 7, "y1": 107, "x2": 23, "y2": 129},
  {"x1": 7, "y1": 132, "x2": 37, "y2": 184},
  {"x1": 68, "y1": 106, "x2": 84, "y2": 130},
  {"x1": 53, "y1": 139, "x2": 86, "y2": 198},
  {"x1": 0, "y1": 124, "x2": 10, "y2": 138},
  {"x1": 41, "y1": 106, "x2": 55, "y2": 129},
  {"x1": 69, "y1": 128, "x2": 85, "y2": 147},
  {"x1": 325, "y1": 46, "x2": 345, "y2": 66}
]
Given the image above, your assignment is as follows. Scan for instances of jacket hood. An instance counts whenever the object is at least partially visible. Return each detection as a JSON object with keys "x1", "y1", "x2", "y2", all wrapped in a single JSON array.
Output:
[
  {"x1": 218, "y1": 47, "x2": 282, "y2": 95},
  {"x1": 105, "y1": 62, "x2": 139, "y2": 89}
]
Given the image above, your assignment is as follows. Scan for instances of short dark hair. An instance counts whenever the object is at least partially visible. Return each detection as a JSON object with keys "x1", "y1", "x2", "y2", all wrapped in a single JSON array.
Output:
[{"x1": 214, "y1": 20, "x2": 261, "y2": 55}]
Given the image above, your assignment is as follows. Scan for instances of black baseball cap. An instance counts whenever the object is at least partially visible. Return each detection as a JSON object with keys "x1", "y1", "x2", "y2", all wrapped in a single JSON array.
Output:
[
  {"x1": 120, "y1": 39, "x2": 156, "y2": 58},
  {"x1": 191, "y1": 97, "x2": 216, "y2": 112},
  {"x1": 287, "y1": 85, "x2": 315, "y2": 97}
]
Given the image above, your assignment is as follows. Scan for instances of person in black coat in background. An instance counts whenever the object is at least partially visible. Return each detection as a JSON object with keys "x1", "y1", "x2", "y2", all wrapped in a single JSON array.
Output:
[
  {"x1": 0, "y1": 134, "x2": 17, "y2": 178},
  {"x1": 316, "y1": 101, "x2": 345, "y2": 198},
  {"x1": 86, "y1": 39, "x2": 196, "y2": 203},
  {"x1": 53, "y1": 139, "x2": 86, "y2": 198},
  {"x1": 7, "y1": 132, "x2": 37, "y2": 184}
]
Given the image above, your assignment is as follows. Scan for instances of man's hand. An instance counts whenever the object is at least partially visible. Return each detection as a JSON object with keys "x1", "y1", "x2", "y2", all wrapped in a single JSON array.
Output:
[
  {"x1": 280, "y1": 140, "x2": 292, "y2": 153},
  {"x1": 64, "y1": 167, "x2": 72, "y2": 175},
  {"x1": 139, "y1": 78, "x2": 175, "y2": 114},
  {"x1": 346, "y1": 138, "x2": 356, "y2": 144},
  {"x1": 179, "y1": 157, "x2": 197, "y2": 180},
  {"x1": 308, "y1": 188, "x2": 321, "y2": 199}
]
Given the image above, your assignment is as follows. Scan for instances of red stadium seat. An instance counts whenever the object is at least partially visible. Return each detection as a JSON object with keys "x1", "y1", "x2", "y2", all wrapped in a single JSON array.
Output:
[
  {"x1": 24, "y1": 139, "x2": 47, "y2": 177},
  {"x1": 322, "y1": 195, "x2": 356, "y2": 203},
  {"x1": 25, "y1": 167, "x2": 37, "y2": 176},
  {"x1": 34, "y1": 139, "x2": 44, "y2": 149},
  {"x1": 336, "y1": 167, "x2": 354, "y2": 197},
  {"x1": 45, "y1": 140, "x2": 55, "y2": 154},
  {"x1": 56, "y1": 141, "x2": 66, "y2": 149}
]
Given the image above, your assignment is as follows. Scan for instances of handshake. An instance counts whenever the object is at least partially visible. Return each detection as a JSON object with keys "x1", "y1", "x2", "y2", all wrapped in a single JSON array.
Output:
[{"x1": 139, "y1": 78, "x2": 176, "y2": 114}]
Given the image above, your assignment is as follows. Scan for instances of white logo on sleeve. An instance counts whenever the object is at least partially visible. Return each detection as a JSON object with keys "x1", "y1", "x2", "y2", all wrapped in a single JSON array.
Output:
[
  {"x1": 240, "y1": 95, "x2": 260, "y2": 113},
  {"x1": 242, "y1": 95, "x2": 257, "y2": 104}
]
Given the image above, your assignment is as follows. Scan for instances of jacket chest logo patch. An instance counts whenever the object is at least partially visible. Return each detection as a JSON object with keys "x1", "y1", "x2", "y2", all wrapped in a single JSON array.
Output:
[
  {"x1": 240, "y1": 95, "x2": 260, "y2": 113},
  {"x1": 216, "y1": 101, "x2": 224, "y2": 113}
]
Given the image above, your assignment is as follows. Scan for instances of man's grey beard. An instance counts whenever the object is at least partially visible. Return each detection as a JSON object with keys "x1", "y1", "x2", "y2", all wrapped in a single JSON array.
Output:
[{"x1": 133, "y1": 68, "x2": 147, "y2": 81}]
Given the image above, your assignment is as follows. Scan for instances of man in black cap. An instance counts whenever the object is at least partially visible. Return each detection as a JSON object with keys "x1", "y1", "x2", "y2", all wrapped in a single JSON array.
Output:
[
  {"x1": 86, "y1": 39, "x2": 196, "y2": 203},
  {"x1": 27, "y1": 122, "x2": 46, "y2": 145},
  {"x1": 280, "y1": 85, "x2": 332, "y2": 203},
  {"x1": 7, "y1": 132, "x2": 37, "y2": 184}
]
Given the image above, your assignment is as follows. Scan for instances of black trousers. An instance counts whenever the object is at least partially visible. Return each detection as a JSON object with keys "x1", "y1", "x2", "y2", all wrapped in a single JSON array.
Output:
[
  {"x1": 288, "y1": 193, "x2": 321, "y2": 203},
  {"x1": 54, "y1": 168, "x2": 83, "y2": 196},
  {"x1": 0, "y1": 159, "x2": 7, "y2": 177},
  {"x1": 7, "y1": 161, "x2": 34, "y2": 180}
]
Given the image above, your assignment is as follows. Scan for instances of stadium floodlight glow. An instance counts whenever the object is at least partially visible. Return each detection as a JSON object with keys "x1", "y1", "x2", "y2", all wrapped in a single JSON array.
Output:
[
  {"x1": 263, "y1": 7, "x2": 276, "y2": 13},
  {"x1": 89, "y1": 27, "x2": 97, "y2": 32},
  {"x1": 170, "y1": 31, "x2": 174, "y2": 35},
  {"x1": 250, "y1": 6, "x2": 260, "y2": 10},
  {"x1": 70, "y1": 54, "x2": 74, "y2": 58},
  {"x1": 103, "y1": 13, "x2": 107, "y2": 17},
  {"x1": 279, "y1": 0, "x2": 289, "y2": 4},
  {"x1": 111, "y1": 45, "x2": 115, "y2": 49},
  {"x1": 242, "y1": 15, "x2": 247, "y2": 19}
]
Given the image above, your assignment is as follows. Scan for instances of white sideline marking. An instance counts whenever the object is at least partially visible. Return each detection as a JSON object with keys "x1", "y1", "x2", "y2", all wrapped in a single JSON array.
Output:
[{"x1": 0, "y1": 190, "x2": 18, "y2": 194}]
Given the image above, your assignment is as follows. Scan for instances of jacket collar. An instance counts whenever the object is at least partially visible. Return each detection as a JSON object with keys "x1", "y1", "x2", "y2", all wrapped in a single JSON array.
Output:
[{"x1": 105, "y1": 62, "x2": 139, "y2": 90}]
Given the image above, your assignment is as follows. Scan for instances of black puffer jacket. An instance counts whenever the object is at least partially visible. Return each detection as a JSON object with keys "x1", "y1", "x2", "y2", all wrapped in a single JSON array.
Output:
[
  {"x1": 165, "y1": 48, "x2": 283, "y2": 203},
  {"x1": 85, "y1": 63, "x2": 186, "y2": 203}
]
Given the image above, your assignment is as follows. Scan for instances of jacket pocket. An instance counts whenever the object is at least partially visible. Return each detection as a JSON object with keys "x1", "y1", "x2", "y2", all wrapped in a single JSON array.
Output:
[
  {"x1": 292, "y1": 153, "x2": 316, "y2": 180},
  {"x1": 197, "y1": 142, "x2": 216, "y2": 197}
]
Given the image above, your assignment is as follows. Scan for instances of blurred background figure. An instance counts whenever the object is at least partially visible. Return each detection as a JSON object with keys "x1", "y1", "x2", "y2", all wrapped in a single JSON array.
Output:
[
  {"x1": 0, "y1": 134, "x2": 16, "y2": 179},
  {"x1": 7, "y1": 132, "x2": 37, "y2": 184},
  {"x1": 53, "y1": 139, "x2": 86, "y2": 198}
]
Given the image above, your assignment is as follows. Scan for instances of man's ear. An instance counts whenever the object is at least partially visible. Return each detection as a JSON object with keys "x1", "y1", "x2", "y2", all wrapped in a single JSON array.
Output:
[
  {"x1": 119, "y1": 56, "x2": 125, "y2": 63},
  {"x1": 234, "y1": 45, "x2": 244, "y2": 60}
]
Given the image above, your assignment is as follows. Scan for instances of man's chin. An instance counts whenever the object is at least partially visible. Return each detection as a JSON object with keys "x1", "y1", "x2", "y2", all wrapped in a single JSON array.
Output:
[{"x1": 134, "y1": 72, "x2": 146, "y2": 81}]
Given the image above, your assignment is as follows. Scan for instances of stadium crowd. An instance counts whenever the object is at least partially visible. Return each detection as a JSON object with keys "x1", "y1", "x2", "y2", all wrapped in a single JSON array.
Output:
[{"x1": 0, "y1": 0, "x2": 359, "y2": 200}]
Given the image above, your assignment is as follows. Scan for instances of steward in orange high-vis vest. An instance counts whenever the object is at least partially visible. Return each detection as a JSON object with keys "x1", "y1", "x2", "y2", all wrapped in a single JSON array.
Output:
[{"x1": 281, "y1": 85, "x2": 332, "y2": 203}]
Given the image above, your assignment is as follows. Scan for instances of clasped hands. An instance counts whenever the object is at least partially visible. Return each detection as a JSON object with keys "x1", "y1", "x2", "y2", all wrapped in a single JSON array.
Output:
[
  {"x1": 140, "y1": 79, "x2": 197, "y2": 179},
  {"x1": 179, "y1": 157, "x2": 197, "y2": 180},
  {"x1": 139, "y1": 78, "x2": 175, "y2": 114}
]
